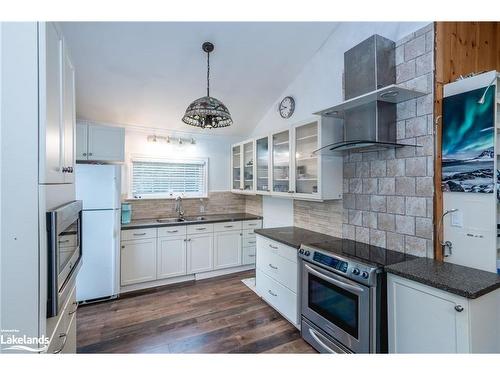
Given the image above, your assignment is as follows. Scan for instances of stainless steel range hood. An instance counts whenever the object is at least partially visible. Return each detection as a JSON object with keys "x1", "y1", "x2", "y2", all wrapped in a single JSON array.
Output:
[{"x1": 313, "y1": 35, "x2": 425, "y2": 154}]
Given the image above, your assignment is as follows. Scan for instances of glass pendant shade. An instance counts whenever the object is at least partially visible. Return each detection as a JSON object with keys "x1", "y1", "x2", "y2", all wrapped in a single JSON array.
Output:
[{"x1": 182, "y1": 42, "x2": 232, "y2": 129}]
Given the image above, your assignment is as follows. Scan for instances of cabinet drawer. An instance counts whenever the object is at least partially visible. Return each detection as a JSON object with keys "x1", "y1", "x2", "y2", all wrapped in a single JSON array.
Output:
[
  {"x1": 121, "y1": 227, "x2": 157, "y2": 241},
  {"x1": 257, "y1": 248, "x2": 298, "y2": 293},
  {"x1": 257, "y1": 236, "x2": 297, "y2": 263},
  {"x1": 58, "y1": 234, "x2": 77, "y2": 248},
  {"x1": 243, "y1": 236, "x2": 257, "y2": 247},
  {"x1": 242, "y1": 247, "x2": 256, "y2": 265},
  {"x1": 256, "y1": 269, "x2": 297, "y2": 325},
  {"x1": 243, "y1": 229, "x2": 257, "y2": 238},
  {"x1": 242, "y1": 220, "x2": 262, "y2": 230},
  {"x1": 47, "y1": 284, "x2": 76, "y2": 354},
  {"x1": 158, "y1": 225, "x2": 187, "y2": 237},
  {"x1": 213, "y1": 221, "x2": 242, "y2": 232},
  {"x1": 187, "y1": 223, "x2": 214, "y2": 235}
]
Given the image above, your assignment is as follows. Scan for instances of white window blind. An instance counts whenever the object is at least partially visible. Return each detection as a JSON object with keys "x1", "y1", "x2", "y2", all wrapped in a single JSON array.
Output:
[{"x1": 132, "y1": 159, "x2": 207, "y2": 199}]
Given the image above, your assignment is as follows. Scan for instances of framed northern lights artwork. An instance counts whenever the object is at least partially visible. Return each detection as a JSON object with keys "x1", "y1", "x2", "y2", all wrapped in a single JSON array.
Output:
[{"x1": 442, "y1": 85, "x2": 495, "y2": 193}]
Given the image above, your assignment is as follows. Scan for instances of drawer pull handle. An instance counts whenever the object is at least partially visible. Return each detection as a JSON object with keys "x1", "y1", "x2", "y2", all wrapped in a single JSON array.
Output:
[
  {"x1": 196, "y1": 227, "x2": 207, "y2": 231},
  {"x1": 58, "y1": 239, "x2": 70, "y2": 243},
  {"x1": 53, "y1": 333, "x2": 68, "y2": 354},
  {"x1": 248, "y1": 254, "x2": 256, "y2": 258},
  {"x1": 68, "y1": 302, "x2": 78, "y2": 315},
  {"x1": 224, "y1": 225, "x2": 234, "y2": 228},
  {"x1": 455, "y1": 305, "x2": 464, "y2": 312},
  {"x1": 248, "y1": 223, "x2": 257, "y2": 226},
  {"x1": 167, "y1": 230, "x2": 178, "y2": 233},
  {"x1": 268, "y1": 263, "x2": 278, "y2": 270},
  {"x1": 133, "y1": 233, "x2": 147, "y2": 236},
  {"x1": 247, "y1": 241, "x2": 256, "y2": 244},
  {"x1": 268, "y1": 290, "x2": 277, "y2": 297},
  {"x1": 269, "y1": 244, "x2": 278, "y2": 249}
]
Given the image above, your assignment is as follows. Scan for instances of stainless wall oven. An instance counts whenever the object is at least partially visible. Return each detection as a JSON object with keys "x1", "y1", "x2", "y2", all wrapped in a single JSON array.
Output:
[
  {"x1": 47, "y1": 200, "x2": 83, "y2": 318},
  {"x1": 298, "y1": 241, "x2": 389, "y2": 354}
]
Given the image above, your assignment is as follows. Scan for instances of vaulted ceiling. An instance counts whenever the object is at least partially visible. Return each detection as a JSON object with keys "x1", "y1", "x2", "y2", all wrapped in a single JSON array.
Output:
[{"x1": 61, "y1": 22, "x2": 337, "y2": 136}]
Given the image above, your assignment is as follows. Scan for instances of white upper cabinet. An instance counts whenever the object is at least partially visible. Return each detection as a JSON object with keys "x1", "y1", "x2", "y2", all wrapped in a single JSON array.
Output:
[
  {"x1": 231, "y1": 144, "x2": 242, "y2": 191},
  {"x1": 231, "y1": 117, "x2": 343, "y2": 201},
  {"x1": 39, "y1": 22, "x2": 76, "y2": 184},
  {"x1": 62, "y1": 48, "x2": 76, "y2": 183},
  {"x1": 255, "y1": 136, "x2": 271, "y2": 194},
  {"x1": 76, "y1": 122, "x2": 125, "y2": 162}
]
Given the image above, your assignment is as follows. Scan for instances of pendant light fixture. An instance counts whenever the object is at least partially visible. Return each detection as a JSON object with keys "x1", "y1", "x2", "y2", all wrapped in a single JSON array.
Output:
[{"x1": 182, "y1": 42, "x2": 233, "y2": 129}]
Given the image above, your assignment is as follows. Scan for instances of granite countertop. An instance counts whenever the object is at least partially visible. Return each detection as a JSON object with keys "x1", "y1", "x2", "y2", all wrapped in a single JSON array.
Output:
[
  {"x1": 256, "y1": 226, "x2": 500, "y2": 299},
  {"x1": 121, "y1": 213, "x2": 262, "y2": 230},
  {"x1": 385, "y1": 257, "x2": 500, "y2": 299},
  {"x1": 254, "y1": 226, "x2": 335, "y2": 249}
]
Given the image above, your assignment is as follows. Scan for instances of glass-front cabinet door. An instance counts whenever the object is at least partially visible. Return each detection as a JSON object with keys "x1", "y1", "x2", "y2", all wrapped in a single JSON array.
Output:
[
  {"x1": 232, "y1": 144, "x2": 242, "y2": 191},
  {"x1": 256, "y1": 136, "x2": 270, "y2": 193},
  {"x1": 294, "y1": 121, "x2": 319, "y2": 197},
  {"x1": 243, "y1": 140, "x2": 255, "y2": 192},
  {"x1": 272, "y1": 130, "x2": 291, "y2": 194}
]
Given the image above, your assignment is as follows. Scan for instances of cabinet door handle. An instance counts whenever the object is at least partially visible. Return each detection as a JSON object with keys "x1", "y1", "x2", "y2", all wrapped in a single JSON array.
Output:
[
  {"x1": 455, "y1": 305, "x2": 464, "y2": 312},
  {"x1": 248, "y1": 254, "x2": 255, "y2": 258},
  {"x1": 268, "y1": 289, "x2": 277, "y2": 297},
  {"x1": 167, "y1": 230, "x2": 178, "y2": 233},
  {"x1": 268, "y1": 263, "x2": 278, "y2": 270},
  {"x1": 88, "y1": 152, "x2": 93, "y2": 156},
  {"x1": 269, "y1": 244, "x2": 278, "y2": 249},
  {"x1": 53, "y1": 333, "x2": 68, "y2": 354},
  {"x1": 133, "y1": 232, "x2": 147, "y2": 236},
  {"x1": 82, "y1": 153, "x2": 87, "y2": 156}
]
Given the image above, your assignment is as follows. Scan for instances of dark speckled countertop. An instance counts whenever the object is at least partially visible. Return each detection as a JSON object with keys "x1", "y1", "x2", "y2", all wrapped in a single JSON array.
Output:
[
  {"x1": 122, "y1": 213, "x2": 262, "y2": 230},
  {"x1": 385, "y1": 257, "x2": 500, "y2": 299},
  {"x1": 256, "y1": 226, "x2": 500, "y2": 299}
]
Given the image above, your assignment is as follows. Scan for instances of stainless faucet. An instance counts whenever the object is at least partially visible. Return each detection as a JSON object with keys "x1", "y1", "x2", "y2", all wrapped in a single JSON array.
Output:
[{"x1": 175, "y1": 196, "x2": 185, "y2": 220}]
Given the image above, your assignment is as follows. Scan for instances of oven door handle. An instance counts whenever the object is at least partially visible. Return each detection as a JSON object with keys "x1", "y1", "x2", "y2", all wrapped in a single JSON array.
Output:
[
  {"x1": 304, "y1": 264, "x2": 364, "y2": 294},
  {"x1": 308, "y1": 327, "x2": 336, "y2": 354}
]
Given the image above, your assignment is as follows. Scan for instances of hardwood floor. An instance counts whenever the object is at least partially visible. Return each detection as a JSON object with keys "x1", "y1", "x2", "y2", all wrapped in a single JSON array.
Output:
[{"x1": 77, "y1": 270, "x2": 316, "y2": 353}]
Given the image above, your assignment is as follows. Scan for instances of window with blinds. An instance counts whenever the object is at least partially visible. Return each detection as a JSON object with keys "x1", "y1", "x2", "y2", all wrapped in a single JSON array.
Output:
[{"x1": 131, "y1": 158, "x2": 208, "y2": 199}]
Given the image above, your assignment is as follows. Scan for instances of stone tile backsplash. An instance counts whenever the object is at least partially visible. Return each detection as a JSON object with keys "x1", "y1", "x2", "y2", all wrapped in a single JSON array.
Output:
[
  {"x1": 342, "y1": 23, "x2": 435, "y2": 258},
  {"x1": 126, "y1": 191, "x2": 246, "y2": 220}
]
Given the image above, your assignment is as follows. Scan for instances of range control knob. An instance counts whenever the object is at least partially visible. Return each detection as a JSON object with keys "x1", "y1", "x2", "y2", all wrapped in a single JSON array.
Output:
[
  {"x1": 352, "y1": 268, "x2": 360, "y2": 276},
  {"x1": 361, "y1": 271, "x2": 369, "y2": 279},
  {"x1": 304, "y1": 250, "x2": 311, "y2": 256}
]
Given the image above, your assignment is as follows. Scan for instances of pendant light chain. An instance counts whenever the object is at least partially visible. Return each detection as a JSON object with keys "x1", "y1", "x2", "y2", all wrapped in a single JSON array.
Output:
[{"x1": 206, "y1": 50, "x2": 210, "y2": 97}]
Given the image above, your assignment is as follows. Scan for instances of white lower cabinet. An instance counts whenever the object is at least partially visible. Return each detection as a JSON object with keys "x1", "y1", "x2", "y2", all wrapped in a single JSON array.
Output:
[
  {"x1": 157, "y1": 235, "x2": 187, "y2": 279},
  {"x1": 120, "y1": 219, "x2": 261, "y2": 291},
  {"x1": 388, "y1": 274, "x2": 500, "y2": 353},
  {"x1": 214, "y1": 230, "x2": 242, "y2": 269},
  {"x1": 255, "y1": 235, "x2": 299, "y2": 326},
  {"x1": 187, "y1": 233, "x2": 214, "y2": 274},
  {"x1": 121, "y1": 238, "x2": 157, "y2": 286}
]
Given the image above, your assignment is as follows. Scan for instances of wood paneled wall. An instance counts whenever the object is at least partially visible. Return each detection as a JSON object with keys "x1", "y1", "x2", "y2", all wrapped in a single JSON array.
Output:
[{"x1": 434, "y1": 22, "x2": 500, "y2": 260}]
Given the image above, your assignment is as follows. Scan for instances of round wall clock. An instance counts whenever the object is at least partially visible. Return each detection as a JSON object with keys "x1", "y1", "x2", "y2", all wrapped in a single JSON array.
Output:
[{"x1": 278, "y1": 96, "x2": 295, "y2": 119}]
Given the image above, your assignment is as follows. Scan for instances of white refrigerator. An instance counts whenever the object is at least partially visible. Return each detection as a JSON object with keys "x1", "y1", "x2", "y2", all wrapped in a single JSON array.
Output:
[{"x1": 75, "y1": 164, "x2": 121, "y2": 302}]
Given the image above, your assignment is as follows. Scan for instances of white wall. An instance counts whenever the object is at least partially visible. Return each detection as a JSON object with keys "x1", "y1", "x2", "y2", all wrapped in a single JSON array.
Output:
[
  {"x1": 248, "y1": 22, "x2": 430, "y2": 228},
  {"x1": 78, "y1": 120, "x2": 240, "y2": 195}
]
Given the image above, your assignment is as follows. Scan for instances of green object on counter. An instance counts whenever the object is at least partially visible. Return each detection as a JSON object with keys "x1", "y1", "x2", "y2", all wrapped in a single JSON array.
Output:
[{"x1": 121, "y1": 203, "x2": 132, "y2": 224}]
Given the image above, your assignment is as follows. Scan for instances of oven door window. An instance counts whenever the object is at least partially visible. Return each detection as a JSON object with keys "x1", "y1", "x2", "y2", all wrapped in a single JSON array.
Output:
[
  {"x1": 57, "y1": 219, "x2": 80, "y2": 288},
  {"x1": 308, "y1": 273, "x2": 359, "y2": 339}
]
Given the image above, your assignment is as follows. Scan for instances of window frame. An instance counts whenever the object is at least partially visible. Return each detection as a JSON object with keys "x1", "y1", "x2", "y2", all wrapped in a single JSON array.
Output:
[{"x1": 127, "y1": 155, "x2": 209, "y2": 200}]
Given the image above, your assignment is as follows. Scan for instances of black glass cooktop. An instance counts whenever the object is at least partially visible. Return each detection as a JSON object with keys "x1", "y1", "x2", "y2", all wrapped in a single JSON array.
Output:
[{"x1": 306, "y1": 238, "x2": 416, "y2": 268}]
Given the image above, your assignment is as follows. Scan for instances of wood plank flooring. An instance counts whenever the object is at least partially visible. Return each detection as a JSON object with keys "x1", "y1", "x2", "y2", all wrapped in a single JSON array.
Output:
[{"x1": 77, "y1": 270, "x2": 316, "y2": 353}]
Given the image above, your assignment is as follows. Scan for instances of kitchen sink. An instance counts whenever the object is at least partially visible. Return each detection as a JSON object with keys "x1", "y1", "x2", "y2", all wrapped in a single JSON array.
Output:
[
  {"x1": 156, "y1": 218, "x2": 186, "y2": 223},
  {"x1": 186, "y1": 216, "x2": 207, "y2": 221}
]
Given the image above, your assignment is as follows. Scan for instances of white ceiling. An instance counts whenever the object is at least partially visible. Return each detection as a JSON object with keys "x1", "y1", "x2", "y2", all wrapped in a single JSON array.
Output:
[{"x1": 60, "y1": 22, "x2": 337, "y2": 136}]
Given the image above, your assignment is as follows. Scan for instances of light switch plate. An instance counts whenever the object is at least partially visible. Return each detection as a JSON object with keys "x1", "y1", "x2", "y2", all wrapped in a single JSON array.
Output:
[{"x1": 451, "y1": 211, "x2": 463, "y2": 227}]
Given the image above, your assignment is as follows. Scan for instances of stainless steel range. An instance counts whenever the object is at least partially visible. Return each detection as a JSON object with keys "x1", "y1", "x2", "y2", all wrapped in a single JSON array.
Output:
[{"x1": 298, "y1": 239, "x2": 412, "y2": 353}]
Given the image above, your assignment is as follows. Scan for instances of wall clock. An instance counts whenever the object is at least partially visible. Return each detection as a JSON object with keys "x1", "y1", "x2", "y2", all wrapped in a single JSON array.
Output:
[{"x1": 279, "y1": 96, "x2": 295, "y2": 119}]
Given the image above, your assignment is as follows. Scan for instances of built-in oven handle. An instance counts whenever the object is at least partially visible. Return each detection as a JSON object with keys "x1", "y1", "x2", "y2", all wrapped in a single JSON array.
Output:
[
  {"x1": 308, "y1": 328, "x2": 336, "y2": 354},
  {"x1": 304, "y1": 263, "x2": 364, "y2": 294}
]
